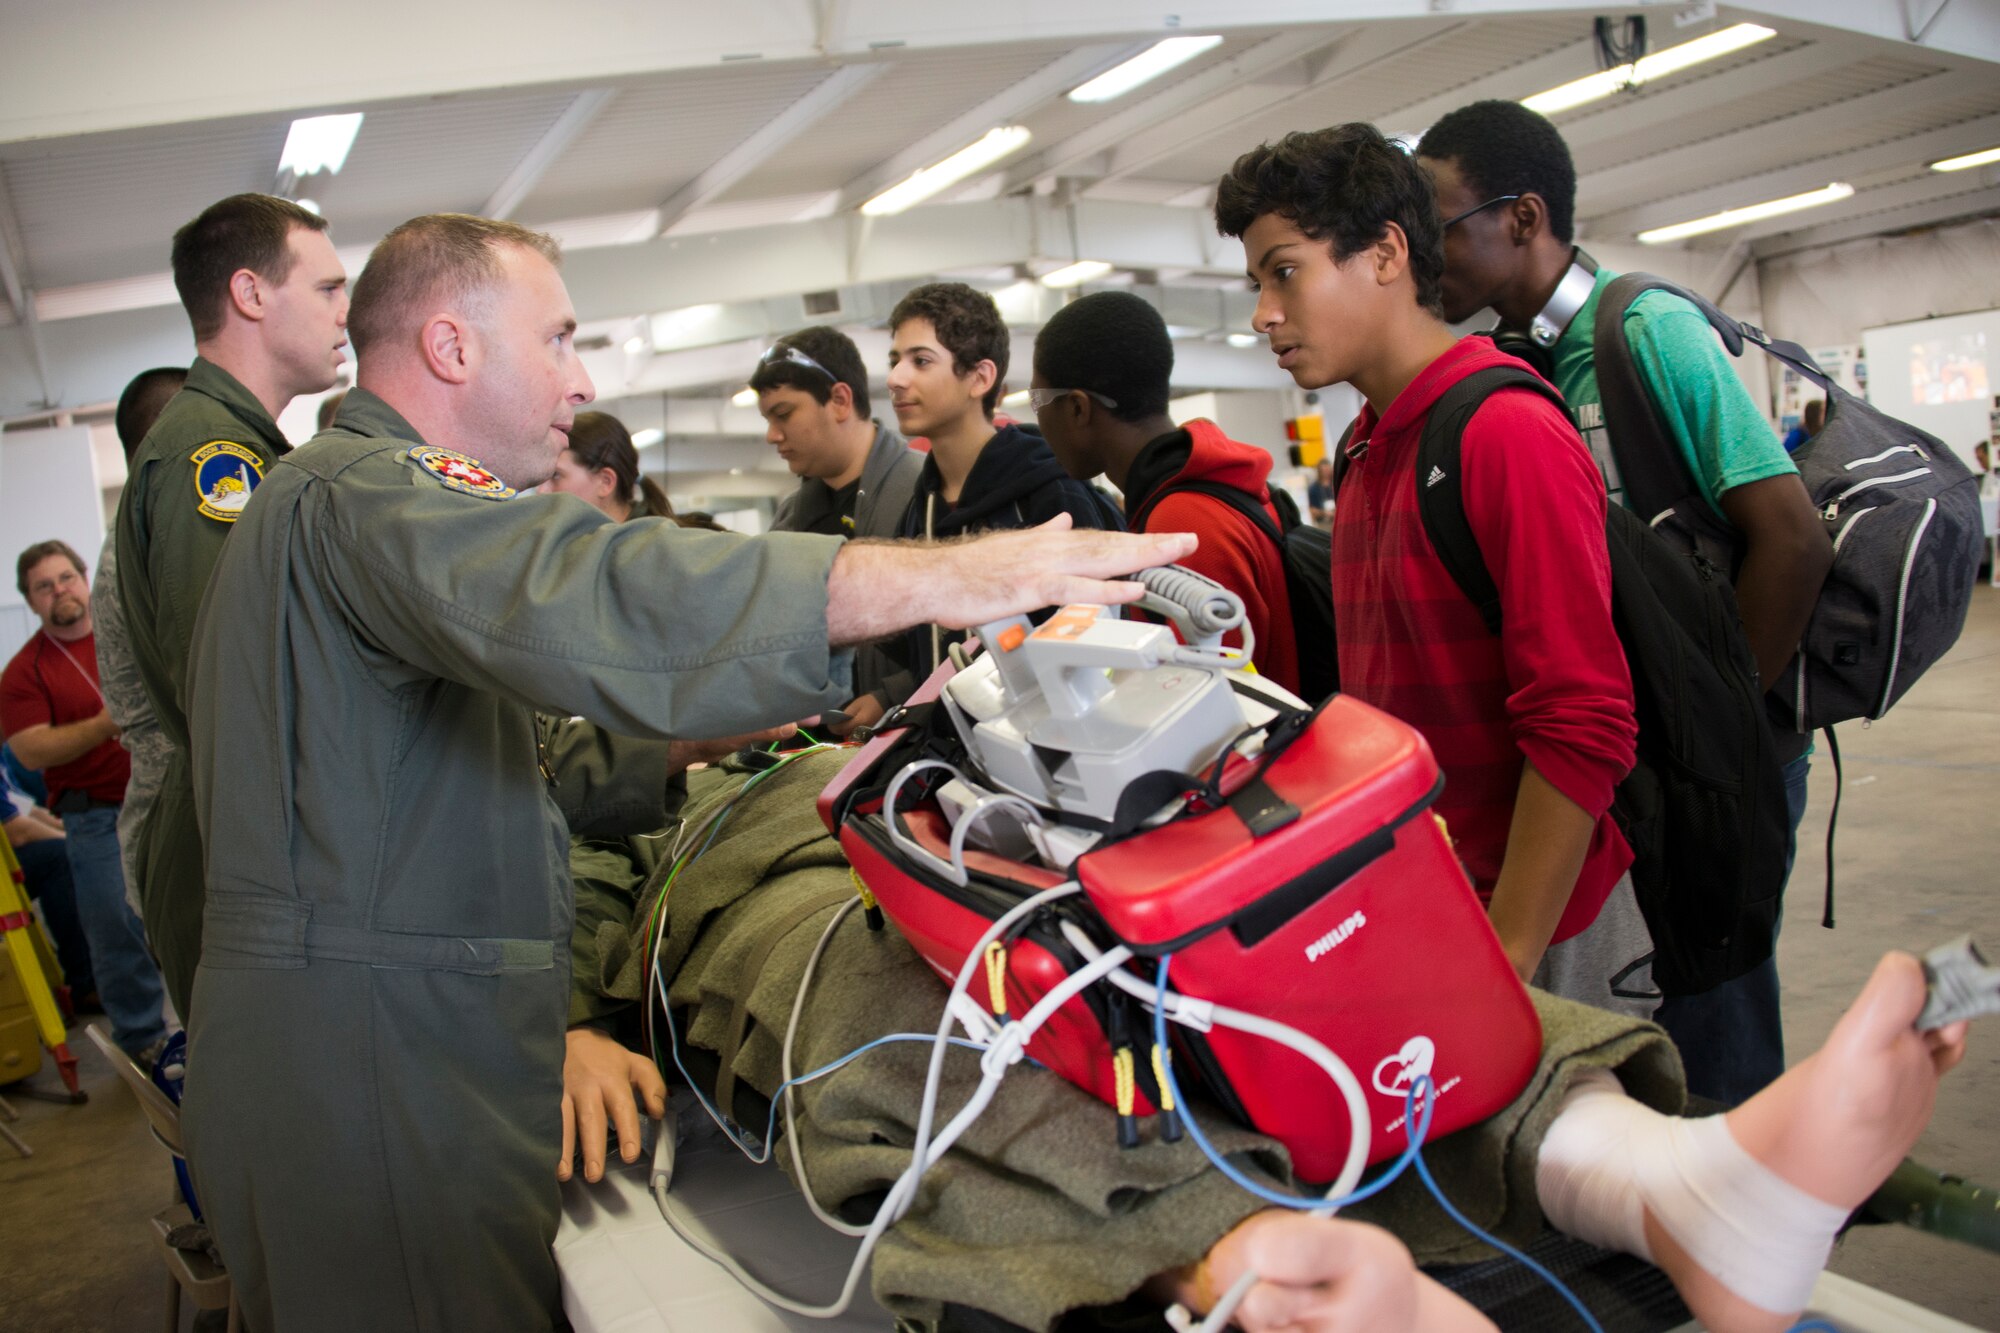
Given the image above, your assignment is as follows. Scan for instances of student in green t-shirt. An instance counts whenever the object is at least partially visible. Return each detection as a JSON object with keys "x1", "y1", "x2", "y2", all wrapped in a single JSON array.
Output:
[{"x1": 1416, "y1": 101, "x2": 1834, "y2": 1108}]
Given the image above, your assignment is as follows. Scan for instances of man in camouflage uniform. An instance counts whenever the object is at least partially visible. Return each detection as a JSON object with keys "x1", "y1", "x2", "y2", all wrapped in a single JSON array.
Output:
[{"x1": 91, "y1": 366, "x2": 187, "y2": 915}]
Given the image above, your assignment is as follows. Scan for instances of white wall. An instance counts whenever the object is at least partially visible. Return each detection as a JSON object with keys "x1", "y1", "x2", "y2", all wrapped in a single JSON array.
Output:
[
  {"x1": 0, "y1": 425, "x2": 106, "y2": 657},
  {"x1": 1592, "y1": 239, "x2": 1776, "y2": 425},
  {"x1": 1756, "y1": 216, "x2": 2000, "y2": 350}
]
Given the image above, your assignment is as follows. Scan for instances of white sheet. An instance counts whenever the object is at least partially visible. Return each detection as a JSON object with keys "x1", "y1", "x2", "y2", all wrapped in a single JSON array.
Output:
[{"x1": 555, "y1": 1115, "x2": 887, "y2": 1333}]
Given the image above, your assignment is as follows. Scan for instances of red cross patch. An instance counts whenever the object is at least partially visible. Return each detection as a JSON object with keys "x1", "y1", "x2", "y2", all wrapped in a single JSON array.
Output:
[{"x1": 408, "y1": 446, "x2": 516, "y2": 500}]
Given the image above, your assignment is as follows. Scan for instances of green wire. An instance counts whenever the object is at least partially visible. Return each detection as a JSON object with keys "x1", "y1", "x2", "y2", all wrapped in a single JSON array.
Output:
[{"x1": 640, "y1": 743, "x2": 844, "y2": 1066}]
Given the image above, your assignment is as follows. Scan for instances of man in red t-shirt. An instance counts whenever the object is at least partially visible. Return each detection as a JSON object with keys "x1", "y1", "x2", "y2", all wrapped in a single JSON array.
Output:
[
  {"x1": 1032, "y1": 289, "x2": 1303, "y2": 695},
  {"x1": 1211, "y1": 125, "x2": 1648, "y2": 1014},
  {"x1": 3, "y1": 540, "x2": 168, "y2": 1058}
]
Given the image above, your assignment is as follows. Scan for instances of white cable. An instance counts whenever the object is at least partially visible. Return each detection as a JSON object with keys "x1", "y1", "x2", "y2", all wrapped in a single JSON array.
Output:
[
  {"x1": 1057, "y1": 923, "x2": 1372, "y2": 1333},
  {"x1": 783, "y1": 898, "x2": 871, "y2": 1237},
  {"x1": 654, "y1": 881, "x2": 1083, "y2": 1318},
  {"x1": 1057, "y1": 921, "x2": 1372, "y2": 1205}
]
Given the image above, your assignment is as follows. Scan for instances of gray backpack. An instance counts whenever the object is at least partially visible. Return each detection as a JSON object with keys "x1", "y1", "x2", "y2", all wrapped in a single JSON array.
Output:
[{"x1": 1594, "y1": 274, "x2": 1983, "y2": 734}]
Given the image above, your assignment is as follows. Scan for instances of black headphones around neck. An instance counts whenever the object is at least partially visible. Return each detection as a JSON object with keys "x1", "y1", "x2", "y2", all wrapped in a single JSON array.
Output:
[{"x1": 1488, "y1": 248, "x2": 1598, "y2": 378}]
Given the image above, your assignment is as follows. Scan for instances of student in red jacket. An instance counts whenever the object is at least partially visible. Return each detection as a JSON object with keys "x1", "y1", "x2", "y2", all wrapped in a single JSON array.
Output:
[
  {"x1": 1214, "y1": 124, "x2": 1647, "y2": 1010},
  {"x1": 1031, "y1": 290, "x2": 1302, "y2": 695}
]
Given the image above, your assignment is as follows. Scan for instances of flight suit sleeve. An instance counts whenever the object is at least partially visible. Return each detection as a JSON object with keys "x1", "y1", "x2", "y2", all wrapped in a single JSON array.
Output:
[
  {"x1": 317, "y1": 469, "x2": 854, "y2": 739},
  {"x1": 538, "y1": 714, "x2": 681, "y2": 838}
]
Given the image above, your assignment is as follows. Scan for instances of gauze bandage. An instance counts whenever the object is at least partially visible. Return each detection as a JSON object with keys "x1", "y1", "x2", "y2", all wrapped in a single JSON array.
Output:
[{"x1": 1535, "y1": 1068, "x2": 1848, "y2": 1314}]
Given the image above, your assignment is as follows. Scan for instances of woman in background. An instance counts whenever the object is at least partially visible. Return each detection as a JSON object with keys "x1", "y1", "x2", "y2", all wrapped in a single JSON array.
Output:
[{"x1": 541, "y1": 410, "x2": 675, "y2": 522}]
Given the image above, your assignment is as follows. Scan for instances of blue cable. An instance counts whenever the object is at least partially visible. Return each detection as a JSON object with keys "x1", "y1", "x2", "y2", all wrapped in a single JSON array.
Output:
[
  {"x1": 1148, "y1": 954, "x2": 1426, "y2": 1210},
  {"x1": 1153, "y1": 954, "x2": 1606, "y2": 1331},
  {"x1": 1402, "y1": 1077, "x2": 1605, "y2": 1333},
  {"x1": 1785, "y1": 1323, "x2": 1840, "y2": 1333},
  {"x1": 655, "y1": 992, "x2": 987, "y2": 1164}
]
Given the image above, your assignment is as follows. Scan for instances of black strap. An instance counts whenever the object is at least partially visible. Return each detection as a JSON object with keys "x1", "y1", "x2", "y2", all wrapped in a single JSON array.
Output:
[
  {"x1": 1821, "y1": 725, "x2": 1841, "y2": 929},
  {"x1": 1226, "y1": 775, "x2": 1300, "y2": 838},
  {"x1": 1227, "y1": 824, "x2": 1396, "y2": 949},
  {"x1": 1591, "y1": 275, "x2": 1748, "y2": 567},
  {"x1": 1129, "y1": 478, "x2": 1288, "y2": 546},
  {"x1": 1410, "y1": 366, "x2": 1569, "y2": 636},
  {"x1": 1330, "y1": 418, "x2": 1360, "y2": 494}
]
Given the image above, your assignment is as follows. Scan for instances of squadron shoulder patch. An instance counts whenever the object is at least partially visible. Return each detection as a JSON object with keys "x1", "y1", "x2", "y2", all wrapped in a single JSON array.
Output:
[
  {"x1": 191, "y1": 441, "x2": 266, "y2": 522},
  {"x1": 408, "y1": 446, "x2": 516, "y2": 500}
]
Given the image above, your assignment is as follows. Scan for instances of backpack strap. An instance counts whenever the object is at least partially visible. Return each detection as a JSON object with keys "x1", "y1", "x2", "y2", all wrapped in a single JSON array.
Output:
[
  {"x1": 1591, "y1": 274, "x2": 1746, "y2": 570},
  {"x1": 1412, "y1": 365, "x2": 1569, "y2": 637},
  {"x1": 1330, "y1": 418, "x2": 1360, "y2": 494},
  {"x1": 1130, "y1": 477, "x2": 1287, "y2": 548}
]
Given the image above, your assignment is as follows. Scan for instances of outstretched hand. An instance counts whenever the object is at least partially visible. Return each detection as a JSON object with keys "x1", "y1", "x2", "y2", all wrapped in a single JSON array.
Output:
[
  {"x1": 1159, "y1": 1210, "x2": 1497, "y2": 1332},
  {"x1": 825, "y1": 515, "x2": 1198, "y2": 646}
]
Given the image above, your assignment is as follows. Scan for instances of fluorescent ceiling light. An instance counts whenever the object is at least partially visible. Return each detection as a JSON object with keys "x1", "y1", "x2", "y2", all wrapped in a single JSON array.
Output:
[
  {"x1": 1638, "y1": 182, "x2": 1853, "y2": 244},
  {"x1": 1068, "y1": 36, "x2": 1224, "y2": 103},
  {"x1": 731, "y1": 387, "x2": 758, "y2": 407},
  {"x1": 622, "y1": 335, "x2": 648, "y2": 356},
  {"x1": 631, "y1": 428, "x2": 664, "y2": 448},
  {"x1": 1522, "y1": 23, "x2": 1775, "y2": 115},
  {"x1": 1041, "y1": 260, "x2": 1113, "y2": 288},
  {"x1": 1932, "y1": 145, "x2": 2000, "y2": 172},
  {"x1": 861, "y1": 126, "x2": 1032, "y2": 216},
  {"x1": 1226, "y1": 332, "x2": 1260, "y2": 349},
  {"x1": 295, "y1": 198, "x2": 322, "y2": 216},
  {"x1": 1001, "y1": 389, "x2": 1032, "y2": 406},
  {"x1": 279, "y1": 113, "x2": 364, "y2": 176},
  {"x1": 650, "y1": 302, "x2": 724, "y2": 345}
]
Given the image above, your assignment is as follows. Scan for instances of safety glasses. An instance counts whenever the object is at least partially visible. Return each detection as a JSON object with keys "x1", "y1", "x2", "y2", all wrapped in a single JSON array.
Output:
[
  {"x1": 757, "y1": 343, "x2": 837, "y2": 382},
  {"x1": 1441, "y1": 194, "x2": 1521, "y2": 230},
  {"x1": 1026, "y1": 386, "x2": 1120, "y2": 412}
]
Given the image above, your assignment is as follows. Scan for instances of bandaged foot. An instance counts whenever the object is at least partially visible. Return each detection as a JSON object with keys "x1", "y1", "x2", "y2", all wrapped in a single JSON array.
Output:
[{"x1": 1537, "y1": 952, "x2": 1970, "y2": 1332}]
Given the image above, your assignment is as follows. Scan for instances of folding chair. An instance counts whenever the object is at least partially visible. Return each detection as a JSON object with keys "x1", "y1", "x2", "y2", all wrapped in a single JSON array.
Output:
[{"x1": 84, "y1": 1023, "x2": 240, "y2": 1333}]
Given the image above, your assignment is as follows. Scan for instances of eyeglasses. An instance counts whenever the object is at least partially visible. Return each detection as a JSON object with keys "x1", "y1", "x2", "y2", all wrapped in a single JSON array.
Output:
[
  {"x1": 1026, "y1": 386, "x2": 1120, "y2": 412},
  {"x1": 1441, "y1": 194, "x2": 1521, "y2": 230},
  {"x1": 757, "y1": 343, "x2": 837, "y2": 382}
]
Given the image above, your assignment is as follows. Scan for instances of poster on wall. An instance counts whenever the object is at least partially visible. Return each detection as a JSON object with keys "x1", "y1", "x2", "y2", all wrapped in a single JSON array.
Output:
[
  {"x1": 1906, "y1": 331, "x2": 1990, "y2": 405},
  {"x1": 1861, "y1": 308, "x2": 2000, "y2": 470},
  {"x1": 1776, "y1": 343, "x2": 1865, "y2": 434}
]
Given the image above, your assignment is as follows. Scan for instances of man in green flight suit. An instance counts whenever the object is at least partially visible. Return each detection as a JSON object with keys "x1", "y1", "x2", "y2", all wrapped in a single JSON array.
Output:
[
  {"x1": 115, "y1": 192, "x2": 351, "y2": 1017},
  {"x1": 180, "y1": 211, "x2": 1196, "y2": 1333}
]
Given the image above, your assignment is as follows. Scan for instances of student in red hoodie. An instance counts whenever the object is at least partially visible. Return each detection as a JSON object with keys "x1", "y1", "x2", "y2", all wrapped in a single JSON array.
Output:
[
  {"x1": 1215, "y1": 124, "x2": 1648, "y2": 1011},
  {"x1": 1031, "y1": 290, "x2": 1302, "y2": 695}
]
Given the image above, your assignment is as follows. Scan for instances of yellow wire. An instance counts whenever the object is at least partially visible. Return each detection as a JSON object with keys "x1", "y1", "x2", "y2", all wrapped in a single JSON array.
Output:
[
  {"x1": 984, "y1": 941, "x2": 1009, "y2": 1016},
  {"x1": 1114, "y1": 1046, "x2": 1136, "y2": 1117}
]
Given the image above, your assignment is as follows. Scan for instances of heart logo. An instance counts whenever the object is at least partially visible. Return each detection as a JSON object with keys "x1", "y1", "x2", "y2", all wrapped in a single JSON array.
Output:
[{"x1": 1371, "y1": 1035, "x2": 1436, "y2": 1098}]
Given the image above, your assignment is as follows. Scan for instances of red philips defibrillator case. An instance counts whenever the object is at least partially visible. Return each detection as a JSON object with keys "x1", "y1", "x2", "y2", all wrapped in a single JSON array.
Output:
[{"x1": 819, "y1": 664, "x2": 1541, "y2": 1183}]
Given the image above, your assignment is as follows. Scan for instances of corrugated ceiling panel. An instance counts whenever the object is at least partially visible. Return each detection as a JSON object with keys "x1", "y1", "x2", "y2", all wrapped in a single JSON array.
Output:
[
  {"x1": 314, "y1": 88, "x2": 583, "y2": 227},
  {"x1": 2, "y1": 115, "x2": 283, "y2": 288},
  {"x1": 519, "y1": 63, "x2": 834, "y2": 221},
  {"x1": 1137, "y1": 16, "x2": 1586, "y2": 186},
  {"x1": 1578, "y1": 63, "x2": 1991, "y2": 220},
  {"x1": 1573, "y1": 53, "x2": 1939, "y2": 179},
  {"x1": 1011, "y1": 33, "x2": 1253, "y2": 154},
  {"x1": 1866, "y1": 86, "x2": 2000, "y2": 140},
  {"x1": 718, "y1": 45, "x2": 1073, "y2": 202}
]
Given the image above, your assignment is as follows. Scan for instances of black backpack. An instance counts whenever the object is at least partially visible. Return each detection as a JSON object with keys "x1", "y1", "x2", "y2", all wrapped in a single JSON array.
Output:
[
  {"x1": 1593, "y1": 274, "x2": 1982, "y2": 733},
  {"x1": 1346, "y1": 365, "x2": 1791, "y2": 996},
  {"x1": 1129, "y1": 480, "x2": 1340, "y2": 704}
]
